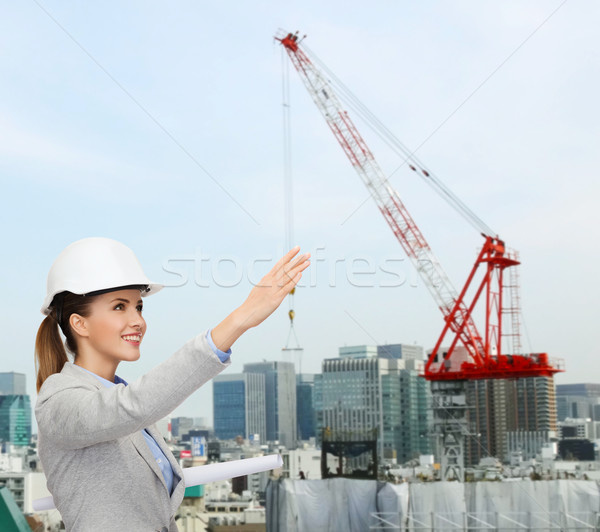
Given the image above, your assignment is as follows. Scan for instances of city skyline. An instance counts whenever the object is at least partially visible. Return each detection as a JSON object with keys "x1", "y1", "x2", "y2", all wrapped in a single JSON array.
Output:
[
  {"x1": 5, "y1": 335, "x2": 594, "y2": 433},
  {"x1": 2, "y1": 2, "x2": 598, "y2": 428}
]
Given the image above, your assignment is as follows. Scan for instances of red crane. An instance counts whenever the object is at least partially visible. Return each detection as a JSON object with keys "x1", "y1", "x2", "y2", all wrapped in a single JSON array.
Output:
[{"x1": 276, "y1": 31, "x2": 563, "y2": 383}]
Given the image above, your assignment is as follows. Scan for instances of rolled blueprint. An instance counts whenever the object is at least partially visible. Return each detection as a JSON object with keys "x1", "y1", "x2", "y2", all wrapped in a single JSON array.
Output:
[
  {"x1": 33, "y1": 453, "x2": 283, "y2": 512},
  {"x1": 183, "y1": 454, "x2": 283, "y2": 486}
]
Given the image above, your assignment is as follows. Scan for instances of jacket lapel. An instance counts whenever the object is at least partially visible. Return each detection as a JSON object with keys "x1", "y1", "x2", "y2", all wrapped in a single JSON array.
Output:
[
  {"x1": 144, "y1": 424, "x2": 186, "y2": 508},
  {"x1": 130, "y1": 430, "x2": 170, "y2": 493}
]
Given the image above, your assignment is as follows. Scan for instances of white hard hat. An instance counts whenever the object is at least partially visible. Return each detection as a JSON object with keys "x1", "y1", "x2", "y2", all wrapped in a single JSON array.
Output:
[{"x1": 41, "y1": 237, "x2": 163, "y2": 315}]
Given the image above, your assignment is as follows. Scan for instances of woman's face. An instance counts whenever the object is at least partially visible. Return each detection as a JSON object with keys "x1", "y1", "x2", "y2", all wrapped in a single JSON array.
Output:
[{"x1": 76, "y1": 288, "x2": 147, "y2": 365}]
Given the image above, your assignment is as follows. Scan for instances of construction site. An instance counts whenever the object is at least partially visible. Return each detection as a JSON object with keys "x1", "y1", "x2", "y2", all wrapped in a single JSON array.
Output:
[
  {"x1": 1, "y1": 4, "x2": 598, "y2": 531},
  {"x1": 264, "y1": 30, "x2": 598, "y2": 531}
]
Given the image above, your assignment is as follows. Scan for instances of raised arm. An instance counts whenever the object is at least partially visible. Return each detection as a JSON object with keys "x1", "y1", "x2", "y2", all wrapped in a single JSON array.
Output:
[{"x1": 211, "y1": 246, "x2": 310, "y2": 351}]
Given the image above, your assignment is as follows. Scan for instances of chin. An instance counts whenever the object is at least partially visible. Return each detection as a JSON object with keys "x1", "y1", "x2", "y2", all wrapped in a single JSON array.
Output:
[{"x1": 120, "y1": 351, "x2": 141, "y2": 362}]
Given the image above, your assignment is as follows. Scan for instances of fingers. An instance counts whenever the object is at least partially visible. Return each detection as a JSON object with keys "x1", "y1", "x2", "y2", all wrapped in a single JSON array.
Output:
[
  {"x1": 272, "y1": 246, "x2": 301, "y2": 274},
  {"x1": 278, "y1": 252, "x2": 310, "y2": 285},
  {"x1": 266, "y1": 247, "x2": 307, "y2": 280},
  {"x1": 258, "y1": 247, "x2": 310, "y2": 291},
  {"x1": 284, "y1": 252, "x2": 310, "y2": 274},
  {"x1": 288, "y1": 253, "x2": 311, "y2": 277},
  {"x1": 278, "y1": 255, "x2": 310, "y2": 293}
]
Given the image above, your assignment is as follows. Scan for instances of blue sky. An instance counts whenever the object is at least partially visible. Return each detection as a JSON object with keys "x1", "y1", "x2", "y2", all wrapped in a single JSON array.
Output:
[{"x1": 1, "y1": 1, "x2": 598, "y2": 427}]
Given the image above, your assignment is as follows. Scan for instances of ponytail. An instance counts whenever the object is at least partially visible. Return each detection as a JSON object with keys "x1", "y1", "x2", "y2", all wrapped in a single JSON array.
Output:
[
  {"x1": 34, "y1": 292, "x2": 97, "y2": 393},
  {"x1": 35, "y1": 312, "x2": 68, "y2": 393}
]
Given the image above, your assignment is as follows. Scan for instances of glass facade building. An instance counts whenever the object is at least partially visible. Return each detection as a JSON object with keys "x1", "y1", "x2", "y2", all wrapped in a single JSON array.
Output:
[
  {"x1": 0, "y1": 373, "x2": 26, "y2": 395},
  {"x1": 296, "y1": 374, "x2": 316, "y2": 441},
  {"x1": 213, "y1": 373, "x2": 266, "y2": 441},
  {"x1": 320, "y1": 345, "x2": 432, "y2": 464},
  {"x1": 556, "y1": 383, "x2": 600, "y2": 422},
  {"x1": 0, "y1": 395, "x2": 31, "y2": 446},
  {"x1": 243, "y1": 361, "x2": 296, "y2": 448}
]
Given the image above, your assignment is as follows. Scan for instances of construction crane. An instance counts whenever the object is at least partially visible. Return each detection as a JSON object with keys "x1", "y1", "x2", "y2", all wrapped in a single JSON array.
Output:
[{"x1": 276, "y1": 30, "x2": 564, "y2": 480}]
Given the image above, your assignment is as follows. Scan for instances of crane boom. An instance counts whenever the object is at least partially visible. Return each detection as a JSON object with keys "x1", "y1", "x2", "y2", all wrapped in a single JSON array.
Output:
[
  {"x1": 277, "y1": 32, "x2": 485, "y2": 367},
  {"x1": 277, "y1": 31, "x2": 563, "y2": 381}
]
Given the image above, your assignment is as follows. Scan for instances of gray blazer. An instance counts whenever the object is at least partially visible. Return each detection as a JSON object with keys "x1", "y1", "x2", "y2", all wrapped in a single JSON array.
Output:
[{"x1": 35, "y1": 331, "x2": 230, "y2": 532}]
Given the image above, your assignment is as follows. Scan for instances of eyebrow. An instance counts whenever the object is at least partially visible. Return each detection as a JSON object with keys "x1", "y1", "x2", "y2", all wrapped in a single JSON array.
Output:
[{"x1": 110, "y1": 298, "x2": 143, "y2": 304}]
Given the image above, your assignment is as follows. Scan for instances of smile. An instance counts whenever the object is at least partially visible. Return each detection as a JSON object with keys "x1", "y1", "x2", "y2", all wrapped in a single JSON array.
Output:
[{"x1": 122, "y1": 334, "x2": 142, "y2": 344}]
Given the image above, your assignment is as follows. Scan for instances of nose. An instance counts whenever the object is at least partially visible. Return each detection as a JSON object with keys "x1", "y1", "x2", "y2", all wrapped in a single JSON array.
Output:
[{"x1": 128, "y1": 307, "x2": 145, "y2": 329}]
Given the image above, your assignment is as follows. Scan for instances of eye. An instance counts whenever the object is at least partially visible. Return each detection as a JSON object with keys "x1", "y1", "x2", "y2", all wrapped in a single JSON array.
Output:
[
  {"x1": 136, "y1": 304, "x2": 144, "y2": 312},
  {"x1": 114, "y1": 303, "x2": 124, "y2": 310}
]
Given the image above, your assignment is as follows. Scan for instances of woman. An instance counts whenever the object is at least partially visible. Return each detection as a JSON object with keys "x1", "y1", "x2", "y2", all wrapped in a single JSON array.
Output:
[{"x1": 34, "y1": 237, "x2": 310, "y2": 532}]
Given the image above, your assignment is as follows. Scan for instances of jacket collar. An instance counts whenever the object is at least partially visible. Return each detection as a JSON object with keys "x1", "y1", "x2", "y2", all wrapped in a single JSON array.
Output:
[{"x1": 61, "y1": 362, "x2": 106, "y2": 389}]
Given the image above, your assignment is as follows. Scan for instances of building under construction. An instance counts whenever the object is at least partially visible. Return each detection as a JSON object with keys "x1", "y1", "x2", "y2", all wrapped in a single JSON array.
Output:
[{"x1": 466, "y1": 375, "x2": 558, "y2": 465}]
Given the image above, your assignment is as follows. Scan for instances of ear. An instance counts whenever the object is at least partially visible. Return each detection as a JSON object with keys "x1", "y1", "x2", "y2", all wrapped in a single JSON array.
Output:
[{"x1": 69, "y1": 313, "x2": 90, "y2": 338}]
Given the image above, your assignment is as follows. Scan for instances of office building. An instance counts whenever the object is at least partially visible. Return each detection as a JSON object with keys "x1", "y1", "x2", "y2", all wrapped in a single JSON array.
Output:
[
  {"x1": 213, "y1": 373, "x2": 266, "y2": 441},
  {"x1": 0, "y1": 395, "x2": 31, "y2": 447},
  {"x1": 377, "y1": 343, "x2": 424, "y2": 362},
  {"x1": 313, "y1": 374, "x2": 324, "y2": 444},
  {"x1": 171, "y1": 417, "x2": 195, "y2": 438},
  {"x1": 339, "y1": 345, "x2": 378, "y2": 359},
  {"x1": 0, "y1": 373, "x2": 26, "y2": 395},
  {"x1": 556, "y1": 383, "x2": 600, "y2": 397},
  {"x1": 557, "y1": 417, "x2": 599, "y2": 440},
  {"x1": 243, "y1": 361, "x2": 296, "y2": 448},
  {"x1": 556, "y1": 383, "x2": 600, "y2": 422},
  {"x1": 320, "y1": 345, "x2": 432, "y2": 464},
  {"x1": 296, "y1": 374, "x2": 316, "y2": 441},
  {"x1": 556, "y1": 396, "x2": 600, "y2": 421},
  {"x1": 398, "y1": 360, "x2": 433, "y2": 459}
]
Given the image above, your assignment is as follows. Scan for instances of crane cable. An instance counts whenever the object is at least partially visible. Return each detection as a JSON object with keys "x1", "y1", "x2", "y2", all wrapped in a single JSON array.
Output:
[
  {"x1": 281, "y1": 47, "x2": 301, "y2": 353},
  {"x1": 302, "y1": 43, "x2": 495, "y2": 238},
  {"x1": 282, "y1": 47, "x2": 294, "y2": 265}
]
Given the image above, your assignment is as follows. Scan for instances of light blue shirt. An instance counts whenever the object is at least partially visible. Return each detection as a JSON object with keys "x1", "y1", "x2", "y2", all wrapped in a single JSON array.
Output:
[
  {"x1": 79, "y1": 329, "x2": 230, "y2": 495},
  {"x1": 206, "y1": 328, "x2": 232, "y2": 363}
]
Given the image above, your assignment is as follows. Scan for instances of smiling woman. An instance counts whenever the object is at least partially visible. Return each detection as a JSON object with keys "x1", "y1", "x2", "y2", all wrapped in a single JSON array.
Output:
[
  {"x1": 70, "y1": 289, "x2": 149, "y2": 379},
  {"x1": 34, "y1": 237, "x2": 310, "y2": 532}
]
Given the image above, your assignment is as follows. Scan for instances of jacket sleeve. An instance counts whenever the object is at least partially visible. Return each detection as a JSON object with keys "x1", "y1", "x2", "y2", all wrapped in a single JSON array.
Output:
[{"x1": 35, "y1": 332, "x2": 229, "y2": 450}]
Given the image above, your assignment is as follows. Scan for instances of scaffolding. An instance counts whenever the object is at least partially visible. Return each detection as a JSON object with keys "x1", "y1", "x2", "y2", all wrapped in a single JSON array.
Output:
[{"x1": 266, "y1": 478, "x2": 600, "y2": 532}]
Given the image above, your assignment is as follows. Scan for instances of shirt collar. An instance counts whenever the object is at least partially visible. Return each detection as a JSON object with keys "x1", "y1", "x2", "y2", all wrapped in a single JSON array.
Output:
[{"x1": 78, "y1": 366, "x2": 128, "y2": 388}]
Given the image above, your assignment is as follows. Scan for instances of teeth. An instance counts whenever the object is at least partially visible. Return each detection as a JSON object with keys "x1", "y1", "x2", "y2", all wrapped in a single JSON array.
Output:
[{"x1": 123, "y1": 335, "x2": 141, "y2": 341}]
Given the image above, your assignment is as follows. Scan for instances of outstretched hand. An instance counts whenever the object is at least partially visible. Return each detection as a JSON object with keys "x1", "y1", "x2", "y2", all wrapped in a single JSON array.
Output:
[
  {"x1": 240, "y1": 246, "x2": 310, "y2": 329},
  {"x1": 210, "y1": 247, "x2": 310, "y2": 352}
]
